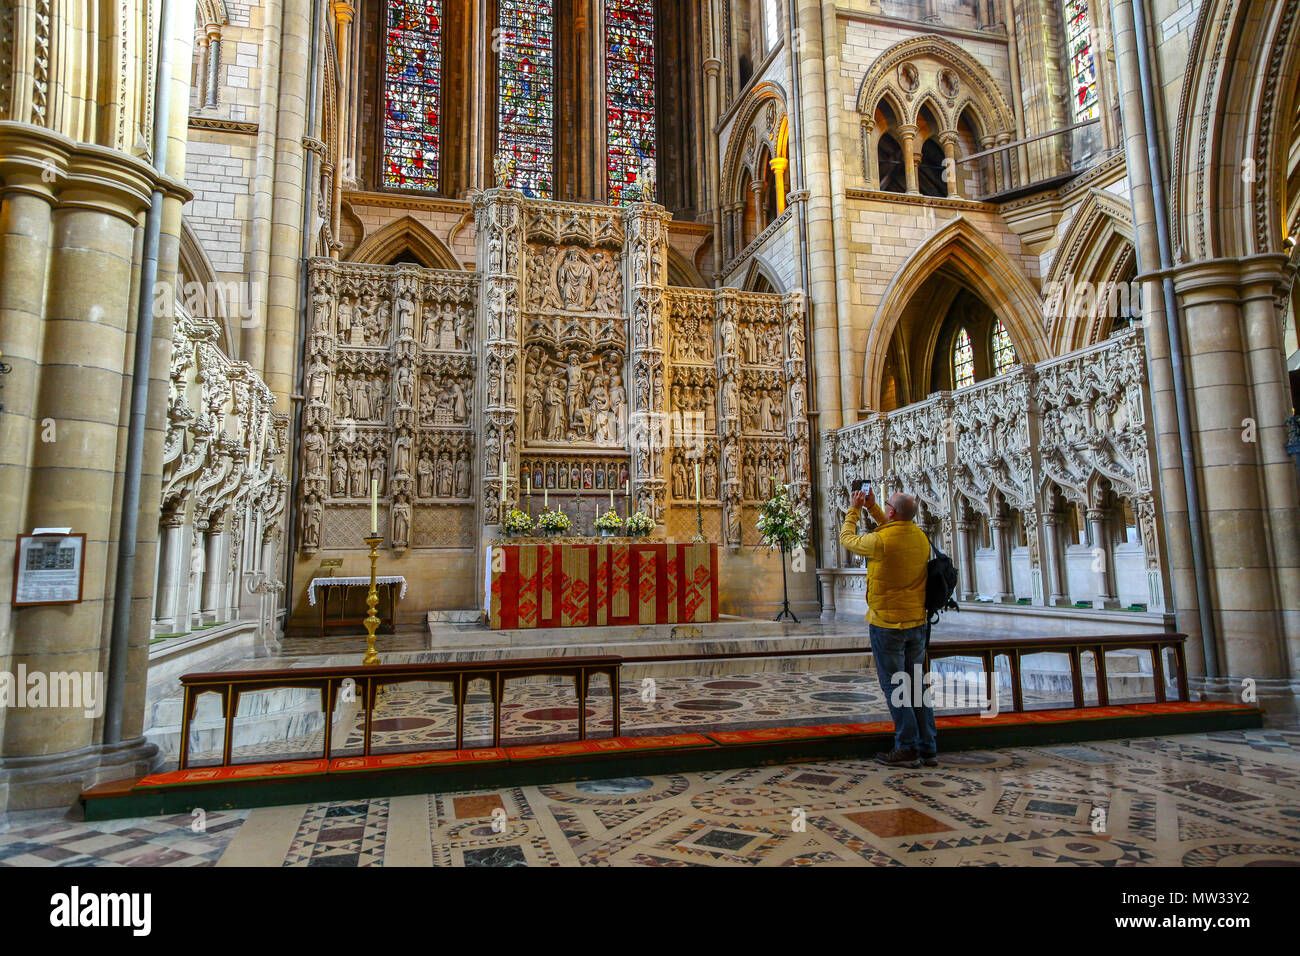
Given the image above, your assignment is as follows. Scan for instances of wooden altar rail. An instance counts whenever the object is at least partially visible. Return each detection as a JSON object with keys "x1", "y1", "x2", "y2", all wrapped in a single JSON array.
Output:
[
  {"x1": 619, "y1": 632, "x2": 1189, "y2": 713},
  {"x1": 176, "y1": 656, "x2": 621, "y2": 770},
  {"x1": 923, "y1": 633, "x2": 1189, "y2": 712}
]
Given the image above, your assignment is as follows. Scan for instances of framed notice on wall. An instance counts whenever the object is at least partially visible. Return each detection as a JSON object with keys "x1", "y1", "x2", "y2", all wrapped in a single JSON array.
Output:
[{"x1": 12, "y1": 533, "x2": 86, "y2": 606}]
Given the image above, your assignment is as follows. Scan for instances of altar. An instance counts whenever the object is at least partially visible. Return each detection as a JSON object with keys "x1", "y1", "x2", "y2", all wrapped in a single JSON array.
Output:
[{"x1": 486, "y1": 540, "x2": 719, "y2": 629}]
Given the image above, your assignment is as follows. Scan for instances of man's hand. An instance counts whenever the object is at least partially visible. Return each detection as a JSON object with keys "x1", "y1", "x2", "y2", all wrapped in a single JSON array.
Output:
[
  {"x1": 849, "y1": 489, "x2": 867, "y2": 510},
  {"x1": 865, "y1": 486, "x2": 877, "y2": 510}
]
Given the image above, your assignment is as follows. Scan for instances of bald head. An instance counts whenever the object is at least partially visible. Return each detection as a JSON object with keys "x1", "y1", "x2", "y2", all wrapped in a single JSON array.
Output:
[{"x1": 886, "y1": 493, "x2": 918, "y2": 522}]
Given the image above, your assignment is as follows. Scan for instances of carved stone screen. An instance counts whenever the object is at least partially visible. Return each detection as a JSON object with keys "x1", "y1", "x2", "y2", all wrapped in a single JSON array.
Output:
[
  {"x1": 300, "y1": 259, "x2": 478, "y2": 555},
  {"x1": 295, "y1": 191, "x2": 812, "y2": 618}
]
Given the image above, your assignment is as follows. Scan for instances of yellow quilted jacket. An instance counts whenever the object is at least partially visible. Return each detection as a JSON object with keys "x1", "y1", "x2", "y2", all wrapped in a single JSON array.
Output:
[{"x1": 839, "y1": 501, "x2": 930, "y2": 629}]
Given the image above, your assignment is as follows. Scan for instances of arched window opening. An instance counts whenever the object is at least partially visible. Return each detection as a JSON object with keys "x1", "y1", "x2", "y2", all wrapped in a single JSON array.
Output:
[
  {"x1": 992, "y1": 319, "x2": 1017, "y2": 374},
  {"x1": 605, "y1": 0, "x2": 656, "y2": 204},
  {"x1": 918, "y1": 138, "x2": 948, "y2": 197},
  {"x1": 1064, "y1": 0, "x2": 1098, "y2": 123},
  {"x1": 878, "y1": 134, "x2": 905, "y2": 193},
  {"x1": 497, "y1": 0, "x2": 555, "y2": 198},
  {"x1": 764, "y1": 0, "x2": 781, "y2": 51},
  {"x1": 953, "y1": 327, "x2": 975, "y2": 389},
  {"x1": 382, "y1": 0, "x2": 445, "y2": 191}
]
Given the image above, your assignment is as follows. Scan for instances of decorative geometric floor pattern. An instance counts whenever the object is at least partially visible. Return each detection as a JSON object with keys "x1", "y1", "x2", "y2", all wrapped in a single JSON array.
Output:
[
  {"x1": 9, "y1": 729, "x2": 1297, "y2": 866},
  {"x1": 0, "y1": 809, "x2": 248, "y2": 867}
]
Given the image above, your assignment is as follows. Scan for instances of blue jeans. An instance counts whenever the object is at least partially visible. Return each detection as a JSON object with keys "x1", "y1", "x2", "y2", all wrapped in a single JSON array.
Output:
[{"x1": 869, "y1": 623, "x2": 937, "y2": 756}]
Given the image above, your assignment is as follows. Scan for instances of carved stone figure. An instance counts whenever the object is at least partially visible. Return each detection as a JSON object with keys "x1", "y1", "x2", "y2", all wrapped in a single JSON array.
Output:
[
  {"x1": 436, "y1": 451, "x2": 453, "y2": 498},
  {"x1": 338, "y1": 299, "x2": 354, "y2": 343},
  {"x1": 395, "y1": 291, "x2": 415, "y2": 340},
  {"x1": 391, "y1": 496, "x2": 411, "y2": 550},
  {"x1": 395, "y1": 363, "x2": 414, "y2": 408},
  {"x1": 300, "y1": 495, "x2": 321, "y2": 550},
  {"x1": 393, "y1": 434, "x2": 412, "y2": 477},
  {"x1": 303, "y1": 427, "x2": 326, "y2": 477},
  {"x1": 455, "y1": 452, "x2": 470, "y2": 497},
  {"x1": 672, "y1": 457, "x2": 687, "y2": 499},
  {"x1": 349, "y1": 450, "x2": 367, "y2": 497},
  {"x1": 306, "y1": 358, "x2": 328, "y2": 405},
  {"x1": 418, "y1": 451, "x2": 434, "y2": 498},
  {"x1": 704, "y1": 457, "x2": 719, "y2": 499},
  {"x1": 370, "y1": 453, "x2": 386, "y2": 494},
  {"x1": 331, "y1": 453, "x2": 347, "y2": 496},
  {"x1": 558, "y1": 248, "x2": 595, "y2": 309}
]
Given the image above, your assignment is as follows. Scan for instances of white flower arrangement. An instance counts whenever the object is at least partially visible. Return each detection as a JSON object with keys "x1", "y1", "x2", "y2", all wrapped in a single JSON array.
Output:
[
  {"x1": 502, "y1": 508, "x2": 533, "y2": 535},
  {"x1": 624, "y1": 510, "x2": 654, "y2": 536},
  {"x1": 536, "y1": 507, "x2": 572, "y2": 534},
  {"x1": 594, "y1": 508, "x2": 625, "y2": 532},
  {"x1": 756, "y1": 481, "x2": 809, "y2": 552}
]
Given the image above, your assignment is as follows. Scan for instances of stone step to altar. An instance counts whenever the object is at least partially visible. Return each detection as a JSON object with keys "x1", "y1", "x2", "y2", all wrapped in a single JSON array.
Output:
[{"x1": 415, "y1": 614, "x2": 874, "y2": 676}]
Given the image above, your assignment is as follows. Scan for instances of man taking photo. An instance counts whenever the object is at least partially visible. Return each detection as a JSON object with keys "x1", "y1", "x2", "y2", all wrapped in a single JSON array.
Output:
[{"x1": 840, "y1": 486, "x2": 937, "y2": 767}]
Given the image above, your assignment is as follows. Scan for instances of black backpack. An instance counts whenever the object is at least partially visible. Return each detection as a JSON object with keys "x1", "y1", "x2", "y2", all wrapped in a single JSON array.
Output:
[{"x1": 922, "y1": 534, "x2": 960, "y2": 625}]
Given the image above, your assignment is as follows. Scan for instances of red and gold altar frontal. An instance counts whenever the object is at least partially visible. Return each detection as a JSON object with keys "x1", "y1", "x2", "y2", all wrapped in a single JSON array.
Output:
[{"x1": 488, "y1": 541, "x2": 719, "y2": 629}]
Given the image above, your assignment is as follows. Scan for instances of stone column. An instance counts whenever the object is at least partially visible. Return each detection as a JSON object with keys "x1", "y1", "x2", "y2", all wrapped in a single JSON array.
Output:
[
  {"x1": 980, "y1": 135, "x2": 997, "y2": 195},
  {"x1": 205, "y1": 26, "x2": 221, "y2": 109},
  {"x1": 897, "y1": 125, "x2": 919, "y2": 195},
  {"x1": 749, "y1": 178, "x2": 764, "y2": 233},
  {"x1": 1087, "y1": 506, "x2": 1120, "y2": 609},
  {"x1": 861, "y1": 120, "x2": 878, "y2": 189},
  {"x1": 473, "y1": 189, "x2": 525, "y2": 527},
  {"x1": 153, "y1": 517, "x2": 186, "y2": 632},
  {"x1": 0, "y1": 127, "x2": 161, "y2": 810},
  {"x1": 704, "y1": 56, "x2": 723, "y2": 269},
  {"x1": 940, "y1": 132, "x2": 962, "y2": 199},
  {"x1": 202, "y1": 528, "x2": 224, "y2": 622},
  {"x1": 996, "y1": 132, "x2": 1013, "y2": 191},
  {"x1": 626, "y1": 202, "x2": 671, "y2": 524},
  {"x1": 1041, "y1": 509, "x2": 1070, "y2": 606},
  {"x1": 331, "y1": 2, "x2": 356, "y2": 259},
  {"x1": 955, "y1": 517, "x2": 978, "y2": 600},
  {"x1": 990, "y1": 515, "x2": 1014, "y2": 602},
  {"x1": 1169, "y1": 258, "x2": 1300, "y2": 702}
]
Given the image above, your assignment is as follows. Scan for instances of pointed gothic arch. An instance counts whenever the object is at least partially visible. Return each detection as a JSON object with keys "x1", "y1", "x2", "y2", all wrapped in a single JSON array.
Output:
[
  {"x1": 1044, "y1": 189, "x2": 1138, "y2": 353},
  {"x1": 862, "y1": 217, "x2": 1046, "y2": 410},
  {"x1": 855, "y1": 35, "x2": 1015, "y2": 134},
  {"x1": 1172, "y1": 0, "x2": 1300, "y2": 259},
  {"x1": 349, "y1": 215, "x2": 466, "y2": 270}
]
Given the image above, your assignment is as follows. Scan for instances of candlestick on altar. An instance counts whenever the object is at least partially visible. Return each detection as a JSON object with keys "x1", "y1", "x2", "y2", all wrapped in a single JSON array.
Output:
[{"x1": 362, "y1": 534, "x2": 384, "y2": 666}]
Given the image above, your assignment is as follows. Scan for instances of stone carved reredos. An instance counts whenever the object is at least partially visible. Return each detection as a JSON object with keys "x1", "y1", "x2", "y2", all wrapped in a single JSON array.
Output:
[
  {"x1": 300, "y1": 256, "x2": 479, "y2": 554},
  {"x1": 300, "y1": 194, "x2": 810, "y2": 548},
  {"x1": 829, "y1": 328, "x2": 1158, "y2": 575}
]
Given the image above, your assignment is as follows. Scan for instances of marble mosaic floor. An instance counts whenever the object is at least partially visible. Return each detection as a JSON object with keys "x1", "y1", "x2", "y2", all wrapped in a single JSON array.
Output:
[{"x1": 5, "y1": 729, "x2": 1299, "y2": 866}]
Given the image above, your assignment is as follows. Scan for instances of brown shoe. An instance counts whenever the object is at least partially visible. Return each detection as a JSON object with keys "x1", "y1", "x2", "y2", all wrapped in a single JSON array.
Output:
[
  {"x1": 875, "y1": 748, "x2": 921, "y2": 767},
  {"x1": 920, "y1": 753, "x2": 939, "y2": 767}
]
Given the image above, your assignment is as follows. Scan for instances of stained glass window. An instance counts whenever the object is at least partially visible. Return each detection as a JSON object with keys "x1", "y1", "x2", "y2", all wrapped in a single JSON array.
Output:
[
  {"x1": 1064, "y1": 0, "x2": 1098, "y2": 122},
  {"x1": 498, "y1": 1, "x2": 555, "y2": 198},
  {"x1": 992, "y1": 319, "x2": 1017, "y2": 374},
  {"x1": 605, "y1": 0, "x2": 656, "y2": 204},
  {"x1": 383, "y1": 0, "x2": 443, "y2": 191},
  {"x1": 953, "y1": 327, "x2": 975, "y2": 389}
]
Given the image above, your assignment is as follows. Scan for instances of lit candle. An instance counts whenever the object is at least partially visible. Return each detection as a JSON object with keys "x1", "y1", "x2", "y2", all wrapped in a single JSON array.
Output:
[
  {"x1": 694, "y1": 462, "x2": 701, "y2": 503},
  {"x1": 624, "y1": 479, "x2": 629, "y2": 518},
  {"x1": 609, "y1": 486, "x2": 614, "y2": 510},
  {"x1": 526, "y1": 474, "x2": 531, "y2": 496},
  {"x1": 370, "y1": 479, "x2": 378, "y2": 534},
  {"x1": 501, "y1": 460, "x2": 508, "y2": 505},
  {"x1": 544, "y1": 486, "x2": 548, "y2": 508}
]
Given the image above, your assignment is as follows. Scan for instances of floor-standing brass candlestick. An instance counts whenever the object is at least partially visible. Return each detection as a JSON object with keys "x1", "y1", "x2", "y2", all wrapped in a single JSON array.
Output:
[
  {"x1": 692, "y1": 498, "x2": 706, "y2": 542},
  {"x1": 362, "y1": 534, "x2": 383, "y2": 666}
]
